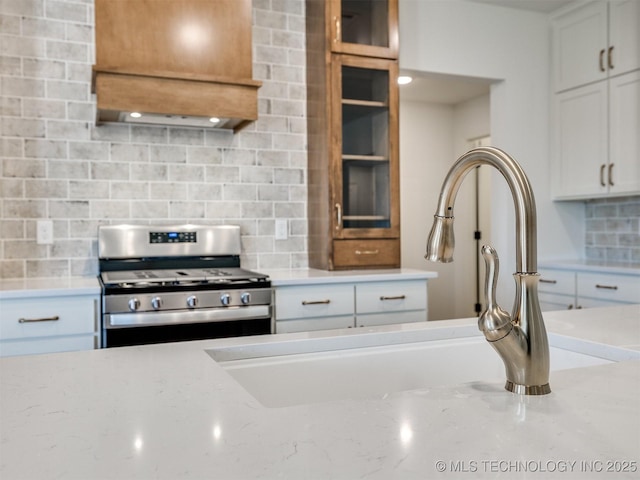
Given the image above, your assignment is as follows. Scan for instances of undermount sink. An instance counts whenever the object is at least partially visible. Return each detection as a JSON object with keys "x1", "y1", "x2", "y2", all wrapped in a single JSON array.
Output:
[{"x1": 208, "y1": 325, "x2": 639, "y2": 408}]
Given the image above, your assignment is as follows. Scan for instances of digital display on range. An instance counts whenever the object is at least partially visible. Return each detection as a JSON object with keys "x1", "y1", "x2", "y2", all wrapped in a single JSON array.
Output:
[{"x1": 149, "y1": 231, "x2": 197, "y2": 243}]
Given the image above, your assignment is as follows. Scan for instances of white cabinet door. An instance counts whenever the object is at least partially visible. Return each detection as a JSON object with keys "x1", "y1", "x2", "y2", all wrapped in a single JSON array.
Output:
[
  {"x1": 552, "y1": 1, "x2": 608, "y2": 92},
  {"x1": 609, "y1": 70, "x2": 640, "y2": 195},
  {"x1": 609, "y1": 0, "x2": 640, "y2": 77},
  {"x1": 553, "y1": 81, "x2": 608, "y2": 198}
]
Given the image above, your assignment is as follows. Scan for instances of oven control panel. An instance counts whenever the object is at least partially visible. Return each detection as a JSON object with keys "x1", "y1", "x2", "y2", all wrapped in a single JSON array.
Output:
[{"x1": 149, "y1": 231, "x2": 197, "y2": 244}]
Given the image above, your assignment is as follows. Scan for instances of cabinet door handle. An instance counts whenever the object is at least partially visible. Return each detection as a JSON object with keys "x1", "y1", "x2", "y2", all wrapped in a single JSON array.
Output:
[
  {"x1": 539, "y1": 279, "x2": 557, "y2": 284},
  {"x1": 333, "y1": 16, "x2": 341, "y2": 43},
  {"x1": 599, "y1": 49, "x2": 606, "y2": 72},
  {"x1": 567, "y1": 304, "x2": 574, "y2": 310},
  {"x1": 608, "y1": 163, "x2": 614, "y2": 186},
  {"x1": 608, "y1": 45, "x2": 614, "y2": 70},
  {"x1": 335, "y1": 203, "x2": 342, "y2": 230},
  {"x1": 18, "y1": 315, "x2": 60, "y2": 323},
  {"x1": 301, "y1": 299, "x2": 331, "y2": 305},
  {"x1": 595, "y1": 284, "x2": 618, "y2": 290},
  {"x1": 355, "y1": 249, "x2": 379, "y2": 255},
  {"x1": 380, "y1": 295, "x2": 406, "y2": 301},
  {"x1": 600, "y1": 164, "x2": 606, "y2": 186}
]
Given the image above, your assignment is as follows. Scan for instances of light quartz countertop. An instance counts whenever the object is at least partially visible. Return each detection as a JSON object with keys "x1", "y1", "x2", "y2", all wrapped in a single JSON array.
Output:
[
  {"x1": 0, "y1": 276, "x2": 101, "y2": 299},
  {"x1": 1, "y1": 305, "x2": 639, "y2": 479},
  {"x1": 264, "y1": 267, "x2": 438, "y2": 286},
  {"x1": 539, "y1": 259, "x2": 640, "y2": 276}
]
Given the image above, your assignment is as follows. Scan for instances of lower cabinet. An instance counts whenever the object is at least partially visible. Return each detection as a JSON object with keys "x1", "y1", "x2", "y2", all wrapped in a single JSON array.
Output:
[
  {"x1": 0, "y1": 294, "x2": 100, "y2": 357},
  {"x1": 274, "y1": 279, "x2": 428, "y2": 334},
  {"x1": 538, "y1": 267, "x2": 639, "y2": 312}
]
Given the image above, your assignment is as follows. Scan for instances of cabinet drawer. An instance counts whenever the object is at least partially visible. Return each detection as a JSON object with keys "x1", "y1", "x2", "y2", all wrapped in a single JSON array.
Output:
[
  {"x1": 538, "y1": 269, "x2": 575, "y2": 295},
  {"x1": 356, "y1": 280, "x2": 426, "y2": 314},
  {"x1": 275, "y1": 315, "x2": 354, "y2": 334},
  {"x1": 274, "y1": 284, "x2": 354, "y2": 320},
  {"x1": 333, "y1": 239, "x2": 400, "y2": 268},
  {"x1": 0, "y1": 335, "x2": 96, "y2": 358},
  {"x1": 538, "y1": 292, "x2": 576, "y2": 312},
  {"x1": 577, "y1": 272, "x2": 640, "y2": 303},
  {"x1": 0, "y1": 296, "x2": 98, "y2": 340}
]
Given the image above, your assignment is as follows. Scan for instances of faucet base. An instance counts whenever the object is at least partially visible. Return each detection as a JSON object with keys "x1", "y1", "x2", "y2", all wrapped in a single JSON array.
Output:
[{"x1": 505, "y1": 381, "x2": 551, "y2": 395}]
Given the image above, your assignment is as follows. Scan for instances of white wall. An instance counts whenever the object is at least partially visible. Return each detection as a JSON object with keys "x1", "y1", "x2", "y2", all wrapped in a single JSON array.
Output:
[{"x1": 399, "y1": 0, "x2": 585, "y2": 311}]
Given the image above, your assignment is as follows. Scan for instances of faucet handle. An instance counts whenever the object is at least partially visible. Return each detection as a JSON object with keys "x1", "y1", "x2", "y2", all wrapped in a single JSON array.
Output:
[{"x1": 478, "y1": 245, "x2": 513, "y2": 341}]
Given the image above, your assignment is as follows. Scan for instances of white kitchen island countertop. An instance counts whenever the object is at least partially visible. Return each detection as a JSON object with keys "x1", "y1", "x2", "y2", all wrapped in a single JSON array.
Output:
[{"x1": 1, "y1": 305, "x2": 639, "y2": 479}]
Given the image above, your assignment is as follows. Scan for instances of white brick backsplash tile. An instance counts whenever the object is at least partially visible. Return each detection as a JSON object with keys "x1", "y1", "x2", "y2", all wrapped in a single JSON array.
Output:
[
  {"x1": 1, "y1": 35, "x2": 47, "y2": 58},
  {"x1": 4, "y1": 240, "x2": 47, "y2": 259},
  {"x1": 90, "y1": 162, "x2": 129, "y2": 181},
  {"x1": 1, "y1": 0, "x2": 309, "y2": 278},
  {"x1": 90, "y1": 200, "x2": 129, "y2": 219},
  {"x1": 2, "y1": 118, "x2": 46, "y2": 138},
  {"x1": 26, "y1": 259, "x2": 69, "y2": 278},
  {"x1": 3, "y1": 199, "x2": 46, "y2": 218},
  {"x1": 25, "y1": 179, "x2": 67, "y2": 198},
  {"x1": 3, "y1": 158, "x2": 46, "y2": 178},
  {"x1": 111, "y1": 182, "x2": 148, "y2": 199},
  {"x1": 50, "y1": 199, "x2": 89, "y2": 218},
  {"x1": 0, "y1": 220, "x2": 25, "y2": 239},
  {"x1": 23, "y1": 98, "x2": 66, "y2": 118},
  {"x1": 0, "y1": 179, "x2": 24, "y2": 198},
  {"x1": 2, "y1": 77, "x2": 45, "y2": 97},
  {"x1": 22, "y1": 17, "x2": 66, "y2": 40},
  {"x1": 69, "y1": 180, "x2": 108, "y2": 199},
  {"x1": 130, "y1": 201, "x2": 168, "y2": 219},
  {"x1": 69, "y1": 141, "x2": 108, "y2": 160},
  {"x1": 46, "y1": 80, "x2": 89, "y2": 101}
]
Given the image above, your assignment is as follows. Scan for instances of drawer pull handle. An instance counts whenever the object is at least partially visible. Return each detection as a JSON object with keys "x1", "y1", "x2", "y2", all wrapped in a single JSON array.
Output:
[
  {"x1": 595, "y1": 284, "x2": 618, "y2": 290},
  {"x1": 539, "y1": 279, "x2": 557, "y2": 284},
  {"x1": 380, "y1": 295, "x2": 406, "y2": 301},
  {"x1": 301, "y1": 299, "x2": 331, "y2": 306},
  {"x1": 355, "y1": 249, "x2": 379, "y2": 255},
  {"x1": 18, "y1": 315, "x2": 60, "y2": 323}
]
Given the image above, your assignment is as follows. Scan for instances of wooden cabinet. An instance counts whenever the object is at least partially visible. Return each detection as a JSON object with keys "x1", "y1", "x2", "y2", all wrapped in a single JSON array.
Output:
[
  {"x1": 93, "y1": 0, "x2": 260, "y2": 131},
  {"x1": 0, "y1": 294, "x2": 100, "y2": 357},
  {"x1": 307, "y1": 0, "x2": 400, "y2": 270},
  {"x1": 274, "y1": 278, "x2": 427, "y2": 333},
  {"x1": 551, "y1": 1, "x2": 640, "y2": 200},
  {"x1": 538, "y1": 266, "x2": 639, "y2": 311}
]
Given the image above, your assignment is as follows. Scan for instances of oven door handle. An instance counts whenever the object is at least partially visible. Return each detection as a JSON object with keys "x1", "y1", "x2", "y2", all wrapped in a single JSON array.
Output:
[{"x1": 105, "y1": 305, "x2": 271, "y2": 328}]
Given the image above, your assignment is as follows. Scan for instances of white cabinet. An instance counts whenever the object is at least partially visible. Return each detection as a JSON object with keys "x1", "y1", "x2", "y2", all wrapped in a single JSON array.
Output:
[
  {"x1": 552, "y1": 0, "x2": 640, "y2": 93},
  {"x1": 0, "y1": 294, "x2": 100, "y2": 357},
  {"x1": 551, "y1": 1, "x2": 640, "y2": 200},
  {"x1": 274, "y1": 279, "x2": 428, "y2": 334},
  {"x1": 538, "y1": 266, "x2": 639, "y2": 311}
]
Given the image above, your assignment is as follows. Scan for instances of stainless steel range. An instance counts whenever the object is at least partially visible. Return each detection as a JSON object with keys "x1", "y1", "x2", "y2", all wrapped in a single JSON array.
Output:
[{"x1": 98, "y1": 224, "x2": 272, "y2": 347}]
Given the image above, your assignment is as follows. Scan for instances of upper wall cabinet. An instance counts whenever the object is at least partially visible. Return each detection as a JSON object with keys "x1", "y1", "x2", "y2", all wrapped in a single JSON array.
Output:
[
  {"x1": 329, "y1": 0, "x2": 398, "y2": 59},
  {"x1": 551, "y1": 1, "x2": 640, "y2": 200},
  {"x1": 92, "y1": 0, "x2": 261, "y2": 131},
  {"x1": 306, "y1": 0, "x2": 400, "y2": 270},
  {"x1": 552, "y1": 0, "x2": 640, "y2": 93}
]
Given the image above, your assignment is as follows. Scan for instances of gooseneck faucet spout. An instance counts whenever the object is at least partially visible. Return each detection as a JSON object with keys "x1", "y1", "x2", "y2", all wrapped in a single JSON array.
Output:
[{"x1": 425, "y1": 146, "x2": 551, "y2": 395}]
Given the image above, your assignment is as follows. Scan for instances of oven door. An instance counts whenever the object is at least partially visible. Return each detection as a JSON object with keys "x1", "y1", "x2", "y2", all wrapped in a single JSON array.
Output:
[{"x1": 102, "y1": 305, "x2": 272, "y2": 347}]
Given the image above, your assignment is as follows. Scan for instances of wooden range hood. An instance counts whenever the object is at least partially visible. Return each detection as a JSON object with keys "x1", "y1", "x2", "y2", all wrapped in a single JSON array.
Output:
[{"x1": 92, "y1": 0, "x2": 261, "y2": 132}]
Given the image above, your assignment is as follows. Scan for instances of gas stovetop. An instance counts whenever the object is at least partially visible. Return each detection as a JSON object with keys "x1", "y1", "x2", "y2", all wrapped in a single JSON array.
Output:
[{"x1": 100, "y1": 267, "x2": 268, "y2": 288}]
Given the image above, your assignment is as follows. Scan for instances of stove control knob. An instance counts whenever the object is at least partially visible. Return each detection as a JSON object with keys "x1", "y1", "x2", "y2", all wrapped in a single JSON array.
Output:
[
  {"x1": 151, "y1": 296, "x2": 163, "y2": 310},
  {"x1": 240, "y1": 292, "x2": 251, "y2": 305},
  {"x1": 220, "y1": 293, "x2": 231, "y2": 306},
  {"x1": 186, "y1": 295, "x2": 198, "y2": 308},
  {"x1": 128, "y1": 298, "x2": 141, "y2": 312}
]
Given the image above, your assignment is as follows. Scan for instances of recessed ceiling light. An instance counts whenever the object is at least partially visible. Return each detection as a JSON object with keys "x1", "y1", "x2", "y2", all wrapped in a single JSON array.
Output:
[
  {"x1": 397, "y1": 76, "x2": 413, "y2": 85},
  {"x1": 209, "y1": 117, "x2": 221, "y2": 124},
  {"x1": 130, "y1": 112, "x2": 142, "y2": 118}
]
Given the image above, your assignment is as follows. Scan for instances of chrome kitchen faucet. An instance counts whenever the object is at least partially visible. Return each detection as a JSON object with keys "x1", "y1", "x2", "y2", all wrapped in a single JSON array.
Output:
[{"x1": 425, "y1": 146, "x2": 551, "y2": 395}]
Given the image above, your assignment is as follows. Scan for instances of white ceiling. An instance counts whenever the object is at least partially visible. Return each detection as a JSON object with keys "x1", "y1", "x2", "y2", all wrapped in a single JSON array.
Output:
[{"x1": 399, "y1": 72, "x2": 493, "y2": 105}]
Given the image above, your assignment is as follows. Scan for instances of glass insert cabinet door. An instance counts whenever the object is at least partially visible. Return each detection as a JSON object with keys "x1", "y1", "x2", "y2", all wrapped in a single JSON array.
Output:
[
  {"x1": 331, "y1": 55, "x2": 399, "y2": 238},
  {"x1": 330, "y1": 0, "x2": 398, "y2": 59}
]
